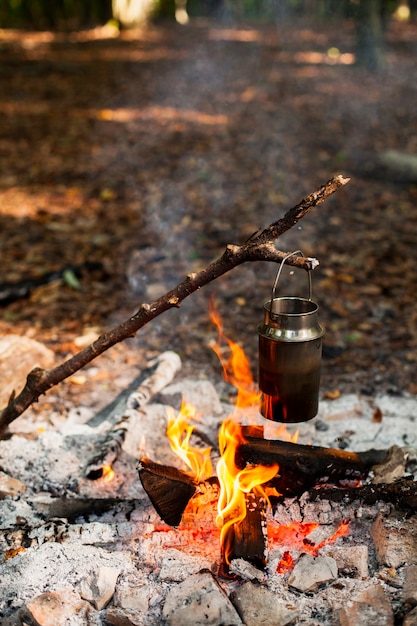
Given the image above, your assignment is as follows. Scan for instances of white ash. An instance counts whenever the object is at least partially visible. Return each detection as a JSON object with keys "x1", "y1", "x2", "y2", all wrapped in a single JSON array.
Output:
[
  {"x1": 0, "y1": 542, "x2": 132, "y2": 616},
  {"x1": 0, "y1": 365, "x2": 416, "y2": 624}
]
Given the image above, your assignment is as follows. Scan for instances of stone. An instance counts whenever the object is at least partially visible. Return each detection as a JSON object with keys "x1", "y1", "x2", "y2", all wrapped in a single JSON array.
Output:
[
  {"x1": 404, "y1": 566, "x2": 417, "y2": 606},
  {"x1": 338, "y1": 584, "x2": 394, "y2": 626},
  {"x1": 371, "y1": 515, "x2": 417, "y2": 568},
  {"x1": 79, "y1": 565, "x2": 121, "y2": 610},
  {"x1": 230, "y1": 581, "x2": 298, "y2": 626},
  {"x1": 372, "y1": 445, "x2": 407, "y2": 484},
  {"x1": 0, "y1": 334, "x2": 54, "y2": 407},
  {"x1": 103, "y1": 607, "x2": 144, "y2": 626},
  {"x1": 228, "y1": 558, "x2": 266, "y2": 583},
  {"x1": 160, "y1": 379, "x2": 224, "y2": 417},
  {"x1": 25, "y1": 589, "x2": 96, "y2": 626},
  {"x1": 321, "y1": 545, "x2": 369, "y2": 578},
  {"x1": 162, "y1": 570, "x2": 243, "y2": 626},
  {"x1": 377, "y1": 150, "x2": 417, "y2": 183},
  {"x1": 404, "y1": 606, "x2": 417, "y2": 626},
  {"x1": 0, "y1": 471, "x2": 26, "y2": 498},
  {"x1": 288, "y1": 554, "x2": 338, "y2": 593},
  {"x1": 114, "y1": 579, "x2": 152, "y2": 612}
]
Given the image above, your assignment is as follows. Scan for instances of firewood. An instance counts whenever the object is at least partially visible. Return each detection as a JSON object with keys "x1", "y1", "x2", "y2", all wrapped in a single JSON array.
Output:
[
  {"x1": 138, "y1": 458, "x2": 198, "y2": 527},
  {"x1": 219, "y1": 492, "x2": 268, "y2": 578},
  {"x1": 236, "y1": 438, "x2": 389, "y2": 496},
  {"x1": 138, "y1": 440, "x2": 391, "y2": 528},
  {"x1": 309, "y1": 477, "x2": 417, "y2": 512},
  {"x1": 84, "y1": 351, "x2": 181, "y2": 479}
]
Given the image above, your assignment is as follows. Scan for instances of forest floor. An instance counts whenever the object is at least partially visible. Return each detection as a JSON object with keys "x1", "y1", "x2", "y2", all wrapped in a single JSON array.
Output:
[{"x1": 0, "y1": 16, "x2": 416, "y2": 424}]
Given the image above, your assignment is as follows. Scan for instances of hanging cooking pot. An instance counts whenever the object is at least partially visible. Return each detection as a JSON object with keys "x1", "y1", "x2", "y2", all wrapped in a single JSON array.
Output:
[{"x1": 257, "y1": 251, "x2": 325, "y2": 423}]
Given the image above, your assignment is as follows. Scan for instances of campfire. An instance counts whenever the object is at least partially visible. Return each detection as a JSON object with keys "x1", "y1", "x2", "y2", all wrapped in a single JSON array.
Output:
[
  {"x1": 138, "y1": 301, "x2": 380, "y2": 579},
  {"x1": 1, "y1": 332, "x2": 417, "y2": 625}
]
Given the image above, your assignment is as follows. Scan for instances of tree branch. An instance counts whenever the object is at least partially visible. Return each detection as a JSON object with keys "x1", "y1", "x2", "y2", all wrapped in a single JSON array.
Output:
[{"x1": 0, "y1": 175, "x2": 349, "y2": 435}]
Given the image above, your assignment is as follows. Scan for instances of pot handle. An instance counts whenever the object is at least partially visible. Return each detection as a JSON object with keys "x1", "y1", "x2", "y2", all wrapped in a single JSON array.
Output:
[{"x1": 270, "y1": 250, "x2": 312, "y2": 305}]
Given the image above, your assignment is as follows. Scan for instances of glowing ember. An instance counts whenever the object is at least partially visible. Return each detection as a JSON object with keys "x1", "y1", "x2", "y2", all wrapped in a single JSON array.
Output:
[
  {"x1": 276, "y1": 550, "x2": 293, "y2": 574},
  {"x1": 101, "y1": 464, "x2": 115, "y2": 482},
  {"x1": 272, "y1": 520, "x2": 350, "y2": 573},
  {"x1": 166, "y1": 401, "x2": 213, "y2": 483},
  {"x1": 270, "y1": 521, "x2": 319, "y2": 548}
]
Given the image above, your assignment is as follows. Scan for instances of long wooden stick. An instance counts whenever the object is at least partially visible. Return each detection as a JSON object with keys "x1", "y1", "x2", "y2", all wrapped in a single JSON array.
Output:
[{"x1": 0, "y1": 175, "x2": 349, "y2": 434}]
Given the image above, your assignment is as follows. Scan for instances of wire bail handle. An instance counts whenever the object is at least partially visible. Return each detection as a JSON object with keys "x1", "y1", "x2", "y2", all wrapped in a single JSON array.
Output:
[{"x1": 270, "y1": 250, "x2": 312, "y2": 312}]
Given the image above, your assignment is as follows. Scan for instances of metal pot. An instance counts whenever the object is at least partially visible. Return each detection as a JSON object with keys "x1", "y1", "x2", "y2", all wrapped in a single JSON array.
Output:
[{"x1": 257, "y1": 252, "x2": 324, "y2": 423}]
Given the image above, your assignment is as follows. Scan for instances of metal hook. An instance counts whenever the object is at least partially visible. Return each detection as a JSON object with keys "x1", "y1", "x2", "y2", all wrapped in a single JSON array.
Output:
[{"x1": 270, "y1": 250, "x2": 312, "y2": 313}]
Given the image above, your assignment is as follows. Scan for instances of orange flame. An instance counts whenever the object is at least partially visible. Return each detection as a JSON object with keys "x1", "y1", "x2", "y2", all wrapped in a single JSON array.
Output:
[
  {"x1": 209, "y1": 300, "x2": 279, "y2": 564},
  {"x1": 209, "y1": 298, "x2": 261, "y2": 411},
  {"x1": 215, "y1": 419, "x2": 278, "y2": 564},
  {"x1": 102, "y1": 464, "x2": 115, "y2": 482},
  {"x1": 166, "y1": 401, "x2": 213, "y2": 483}
]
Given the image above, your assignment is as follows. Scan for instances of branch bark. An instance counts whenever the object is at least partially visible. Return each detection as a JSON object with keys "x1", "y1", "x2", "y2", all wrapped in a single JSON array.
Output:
[{"x1": 0, "y1": 175, "x2": 350, "y2": 435}]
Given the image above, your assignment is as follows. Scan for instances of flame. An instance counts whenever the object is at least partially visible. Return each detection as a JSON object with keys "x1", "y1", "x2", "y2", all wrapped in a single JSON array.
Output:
[
  {"x1": 101, "y1": 464, "x2": 115, "y2": 482},
  {"x1": 166, "y1": 401, "x2": 213, "y2": 483},
  {"x1": 209, "y1": 298, "x2": 261, "y2": 411},
  {"x1": 215, "y1": 419, "x2": 278, "y2": 564},
  {"x1": 209, "y1": 299, "x2": 281, "y2": 565},
  {"x1": 270, "y1": 422, "x2": 299, "y2": 443}
]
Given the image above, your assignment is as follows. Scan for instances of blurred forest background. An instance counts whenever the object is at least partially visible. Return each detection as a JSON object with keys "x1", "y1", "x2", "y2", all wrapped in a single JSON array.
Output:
[{"x1": 0, "y1": 0, "x2": 416, "y2": 419}]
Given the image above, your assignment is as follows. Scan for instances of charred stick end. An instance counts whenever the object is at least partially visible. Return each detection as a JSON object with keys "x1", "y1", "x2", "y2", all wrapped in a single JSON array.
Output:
[
  {"x1": 218, "y1": 492, "x2": 268, "y2": 579},
  {"x1": 138, "y1": 458, "x2": 197, "y2": 527}
]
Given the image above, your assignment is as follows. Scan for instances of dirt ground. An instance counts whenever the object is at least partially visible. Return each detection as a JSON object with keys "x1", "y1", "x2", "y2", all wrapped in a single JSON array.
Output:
[{"x1": 0, "y1": 16, "x2": 416, "y2": 423}]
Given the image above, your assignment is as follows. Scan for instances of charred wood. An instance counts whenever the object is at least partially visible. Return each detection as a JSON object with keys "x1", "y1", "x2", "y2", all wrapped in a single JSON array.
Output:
[
  {"x1": 309, "y1": 477, "x2": 417, "y2": 512},
  {"x1": 137, "y1": 442, "x2": 393, "y2": 527},
  {"x1": 0, "y1": 262, "x2": 103, "y2": 306},
  {"x1": 138, "y1": 458, "x2": 198, "y2": 527},
  {"x1": 83, "y1": 351, "x2": 181, "y2": 479},
  {"x1": 236, "y1": 438, "x2": 389, "y2": 496},
  {"x1": 31, "y1": 496, "x2": 141, "y2": 522},
  {"x1": 219, "y1": 492, "x2": 268, "y2": 578}
]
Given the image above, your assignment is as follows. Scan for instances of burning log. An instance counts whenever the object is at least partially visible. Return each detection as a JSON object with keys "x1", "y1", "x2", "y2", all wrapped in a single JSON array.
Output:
[
  {"x1": 138, "y1": 458, "x2": 198, "y2": 527},
  {"x1": 310, "y1": 476, "x2": 417, "y2": 512},
  {"x1": 84, "y1": 426, "x2": 126, "y2": 481},
  {"x1": 138, "y1": 455, "x2": 270, "y2": 574},
  {"x1": 138, "y1": 441, "x2": 391, "y2": 527},
  {"x1": 236, "y1": 437, "x2": 389, "y2": 496},
  {"x1": 219, "y1": 492, "x2": 268, "y2": 578}
]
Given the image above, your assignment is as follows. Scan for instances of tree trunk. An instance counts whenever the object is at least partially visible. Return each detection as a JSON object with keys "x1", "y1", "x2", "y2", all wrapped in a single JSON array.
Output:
[{"x1": 355, "y1": 0, "x2": 385, "y2": 70}]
